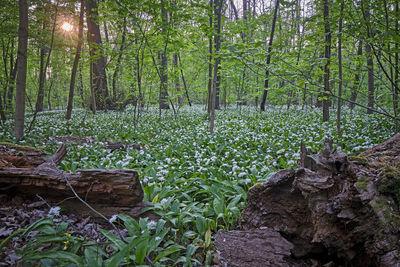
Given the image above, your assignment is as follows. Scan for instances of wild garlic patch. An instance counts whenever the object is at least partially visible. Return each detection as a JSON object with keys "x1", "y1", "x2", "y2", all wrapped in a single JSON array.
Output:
[{"x1": 0, "y1": 105, "x2": 395, "y2": 264}]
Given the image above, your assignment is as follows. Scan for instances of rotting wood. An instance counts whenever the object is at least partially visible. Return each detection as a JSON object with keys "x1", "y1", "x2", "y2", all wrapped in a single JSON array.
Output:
[{"x1": 0, "y1": 143, "x2": 146, "y2": 219}]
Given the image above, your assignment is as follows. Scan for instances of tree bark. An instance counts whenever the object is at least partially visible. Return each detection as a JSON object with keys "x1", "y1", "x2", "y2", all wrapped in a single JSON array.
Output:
[
  {"x1": 337, "y1": 1, "x2": 344, "y2": 143},
  {"x1": 14, "y1": 0, "x2": 28, "y2": 140},
  {"x1": 207, "y1": 0, "x2": 214, "y2": 114},
  {"x1": 112, "y1": 17, "x2": 127, "y2": 103},
  {"x1": 260, "y1": 0, "x2": 279, "y2": 111},
  {"x1": 35, "y1": 2, "x2": 58, "y2": 113},
  {"x1": 322, "y1": 0, "x2": 331, "y2": 122},
  {"x1": 7, "y1": 39, "x2": 17, "y2": 112},
  {"x1": 86, "y1": 0, "x2": 109, "y2": 110},
  {"x1": 66, "y1": 0, "x2": 84, "y2": 120},
  {"x1": 159, "y1": 0, "x2": 170, "y2": 110},
  {"x1": 0, "y1": 144, "x2": 145, "y2": 219},
  {"x1": 210, "y1": 0, "x2": 224, "y2": 133},
  {"x1": 173, "y1": 53, "x2": 183, "y2": 105},
  {"x1": 177, "y1": 54, "x2": 192, "y2": 106},
  {"x1": 350, "y1": 41, "x2": 363, "y2": 110},
  {"x1": 365, "y1": 42, "x2": 374, "y2": 114}
]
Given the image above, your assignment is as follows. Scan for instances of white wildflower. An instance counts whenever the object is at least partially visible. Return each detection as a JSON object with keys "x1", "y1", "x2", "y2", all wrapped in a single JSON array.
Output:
[
  {"x1": 109, "y1": 214, "x2": 118, "y2": 223},
  {"x1": 147, "y1": 220, "x2": 157, "y2": 229},
  {"x1": 48, "y1": 206, "x2": 61, "y2": 218},
  {"x1": 238, "y1": 172, "x2": 247, "y2": 178}
]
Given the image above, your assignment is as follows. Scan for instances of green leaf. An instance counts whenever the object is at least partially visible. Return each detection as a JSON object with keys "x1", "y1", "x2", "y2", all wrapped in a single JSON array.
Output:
[
  {"x1": 23, "y1": 251, "x2": 84, "y2": 267},
  {"x1": 117, "y1": 214, "x2": 140, "y2": 234},
  {"x1": 135, "y1": 234, "x2": 149, "y2": 265},
  {"x1": 100, "y1": 229, "x2": 125, "y2": 250},
  {"x1": 84, "y1": 246, "x2": 103, "y2": 267},
  {"x1": 152, "y1": 245, "x2": 182, "y2": 264},
  {"x1": 22, "y1": 218, "x2": 55, "y2": 236}
]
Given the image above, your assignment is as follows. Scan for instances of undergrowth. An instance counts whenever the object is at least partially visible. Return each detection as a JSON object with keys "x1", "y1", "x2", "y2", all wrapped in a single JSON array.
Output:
[{"x1": 0, "y1": 105, "x2": 395, "y2": 266}]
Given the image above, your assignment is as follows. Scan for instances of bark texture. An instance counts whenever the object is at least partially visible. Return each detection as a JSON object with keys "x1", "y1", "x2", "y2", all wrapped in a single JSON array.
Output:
[
  {"x1": 215, "y1": 136, "x2": 400, "y2": 266},
  {"x1": 0, "y1": 144, "x2": 146, "y2": 219}
]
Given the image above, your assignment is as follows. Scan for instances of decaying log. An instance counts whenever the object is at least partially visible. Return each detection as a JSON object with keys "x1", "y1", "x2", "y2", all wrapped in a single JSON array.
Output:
[
  {"x1": 0, "y1": 144, "x2": 145, "y2": 219},
  {"x1": 0, "y1": 143, "x2": 47, "y2": 168},
  {"x1": 215, "y1": 135, "x2": 400, "y2": 266}
]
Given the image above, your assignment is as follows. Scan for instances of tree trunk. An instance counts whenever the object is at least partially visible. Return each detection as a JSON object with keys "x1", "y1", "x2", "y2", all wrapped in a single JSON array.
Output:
[
  {"x1": 215, "y1": 64, "x2": 221, "y2": 110},
  {"x1": 35, "y1": 21, "x2": 46, "y2": 113},
  {"x1": 112, "y1": 17, "x2": 127, "y2": 103},
  {"x1": 350, "y1": 41, "x2": 363, "y2": 110},
  {"x1": 173, "y1": 53, "x2": 183, "y2": 105},
  {"x1": 159, "y1": 0, "x2": 169, "y2": 110},
  {"x1": 395, "y1": 3, "x2": 399, "y2": 125},
  {"x1": 260, "y1": 0, "x2": 279, "y2": 111},
  {"x1": 177, "y1": 54, "x2": 192, "y2": 106},
  {"x1": 35, "y1": 3, "x2": 58, "y2": 113},
  {"x1": 322, "y1": 0, "x2": 331, "y2": 122},
  {"x1": 0, "y1": 87, "x2": 5, "y2": 123},
  {"x1": 207, "y1": 0, "x2": 214, "y2": 114},
  {"x1": 210, "y1": 0, "x2": 224, "y2": 133},
  {"x1": 7, "y1": 40, "x2": 17, "y2": 112},
  {"x1": 66, "y1": 0, "x2": 84, "y2": 120},
  {"x1": 337, "y1": 1, "x2": 344, "y2": 143},
  {"x1": 361, "y1": 0, "x2": 374, "y2": 114},
  {"x1": 365, "y1": 42, "x2": 374, "y2": 114},
  {"x1": 14, "y1": 0, "x2": 28, "y2": 140},
  {"x1": 86, "y1": 0, "x2": 108, "y2": 110}
]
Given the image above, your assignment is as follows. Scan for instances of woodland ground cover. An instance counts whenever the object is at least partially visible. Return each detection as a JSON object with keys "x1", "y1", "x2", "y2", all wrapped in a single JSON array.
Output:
[{"x1": 0, "y1": 105, "x2": 396, "y2": 266}]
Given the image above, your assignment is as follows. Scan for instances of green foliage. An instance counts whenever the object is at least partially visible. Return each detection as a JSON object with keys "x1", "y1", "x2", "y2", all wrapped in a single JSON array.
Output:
[{"x1": 0, "y1": 105, "x2": 396, "y2": 265}]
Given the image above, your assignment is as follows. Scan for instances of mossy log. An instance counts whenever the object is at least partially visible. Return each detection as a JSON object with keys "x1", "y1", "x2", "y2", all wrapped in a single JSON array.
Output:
[{"x1": 215, "y1": 135, "x2": 400, "y2": 266}]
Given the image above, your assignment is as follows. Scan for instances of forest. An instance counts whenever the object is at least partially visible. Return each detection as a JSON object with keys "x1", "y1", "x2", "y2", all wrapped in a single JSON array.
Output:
[{"x1": 0, "y1": 0, "x2": 400, "y2": 266}]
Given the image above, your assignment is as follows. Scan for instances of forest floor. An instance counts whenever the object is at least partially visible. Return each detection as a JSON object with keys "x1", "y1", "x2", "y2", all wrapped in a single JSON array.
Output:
[{"x1": 0, "y1": 105, "x2": 397, "y2": 265}]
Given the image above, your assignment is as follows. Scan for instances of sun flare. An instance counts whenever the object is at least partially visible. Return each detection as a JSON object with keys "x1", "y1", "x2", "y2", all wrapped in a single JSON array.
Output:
[{"x1": 61, "y1": 22, "x2": 73, "y2": 32}]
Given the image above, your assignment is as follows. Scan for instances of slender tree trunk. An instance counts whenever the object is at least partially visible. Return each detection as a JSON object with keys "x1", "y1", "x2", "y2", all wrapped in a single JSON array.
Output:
[
  {"x1": 0, "y1": 86, "x2": 5, "y2": 122},
  {"x1": 207, "y1": 0, "x2": 214, "y2": 114},
  {"x1": 35, "y1": 20, "x2": 47, "y2": 113},
  {"x1": 86, "y1": 0, "x2": 108, "y2": 110},
  {"x1": 7, "y1": 39, "x2": 17, "y2": 111},
  {"x1": 177, "y1": 54, "x2": 192, "y2": 106},
  {"x1": 337, "y1": 1, "x2": 344, "y2": 143},
  {"x1": 112, "y1": 17, "x2": 127, "y2": 103},
  {"x1": 215, "y1": 64, "x2": 221, "y2": 109},
  {"x1": 260, "y1": 0, "x2": 279, "y2": 111},
  {"x1": 210, "y1": 0, "x2": 224, "y2": 133},
  {"x1": 365, "y1": 42, "x2": 374, "y2": 114},
  {"x1": 322, "y1": 0, "x2": 331, "y2": 122},
  {"x1": 14, "y1": 0, "x2": 28, "y2": 140},
  {"x1": 173, "y1": 53, "x2": 183, "y2": 105},
  {"x1": 350, "y1": 41, "x2": 363, "y2": 110},
  {"x1": 35, "y1": 2, "x2": 58, "y2": 113},
  {"x1": 395, "y1": 3, "x2": 399, "y2": 126},
  {"x1": 159, "y1": 0, "x2": 169, "y2": 110},
  {"x1": 360, "y1": 0, "x2": 374, "y2": 114},
  {"x1": 66, "y1": 0, "x2": 84, "y2": 120}
]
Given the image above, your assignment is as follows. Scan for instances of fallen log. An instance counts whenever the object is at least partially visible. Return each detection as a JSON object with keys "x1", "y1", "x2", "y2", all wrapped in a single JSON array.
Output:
[
  {"x1": 0, "y1": 144, "x2": 146, "y2": 219},
  {"x1": 215, "y1": 135, "x2": 400, "y2": 266}
]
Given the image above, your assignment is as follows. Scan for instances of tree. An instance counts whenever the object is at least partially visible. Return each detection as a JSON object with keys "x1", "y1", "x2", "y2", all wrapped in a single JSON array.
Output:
[
  {"x1": 35, "y1": 2, "x2": 58, "y2": 113},
  {"x1": 66, "y1": 0, "x2": 84, "y2": 120},
  {"x1": 86, "y1": 0, "x2": 109, "y2": 110},
  {"x1": 159, "y1": 0, "x2": 170, "y2": 110},
  {"x1": 260, "y1": 0, "x2": 279, "y2": 111},
  {"x1": 337, "y1": 0, "x2": 344, "y2": 143},
  {"x1": 349, "y1": 41, "x2": 363, "y2": 110},
  {"x1": 209, "y1": 0, "x2": 224, "y2": 133},
  {"x1": 322, "y1": 0, "x2": 331, "y2": 122},
  {"x1": 14, "y1": 0, "x2": 28, "y2": 140}
]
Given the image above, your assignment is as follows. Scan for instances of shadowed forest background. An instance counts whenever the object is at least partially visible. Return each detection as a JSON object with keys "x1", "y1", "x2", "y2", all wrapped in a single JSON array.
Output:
[{"x1": 0, "y1": 0, "x2": 400, "y2": 266}]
